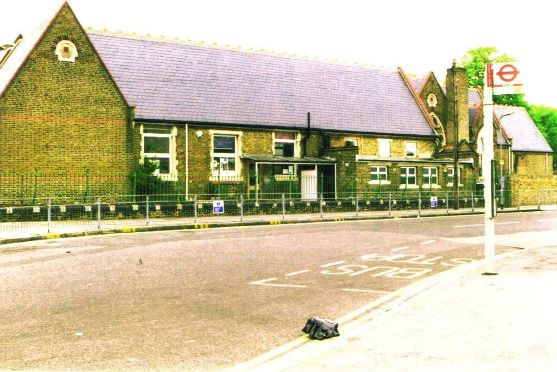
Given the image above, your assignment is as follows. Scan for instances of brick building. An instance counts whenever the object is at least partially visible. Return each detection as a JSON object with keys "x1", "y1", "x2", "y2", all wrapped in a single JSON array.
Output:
[
  {"x1": 0, "y1": 3, "x2": 137, "y2": 198},
  {"x1": 0, "y1": 2, "x2": 552, "y2": 202}
]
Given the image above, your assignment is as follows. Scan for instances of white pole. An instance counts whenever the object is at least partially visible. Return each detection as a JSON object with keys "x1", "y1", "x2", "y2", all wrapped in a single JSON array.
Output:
[
  {"x1": 185, "y1": 124, "x2": 189, "y2": 200},
  {"x1": 483, "y1": 64, "x2": 497, "y2": 275}
]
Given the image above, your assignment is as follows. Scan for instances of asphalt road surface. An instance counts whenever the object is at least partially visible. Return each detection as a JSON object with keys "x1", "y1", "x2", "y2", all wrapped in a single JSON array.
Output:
[{"x1": 1, "y1": 211, "x2": 556, "y2": 370}]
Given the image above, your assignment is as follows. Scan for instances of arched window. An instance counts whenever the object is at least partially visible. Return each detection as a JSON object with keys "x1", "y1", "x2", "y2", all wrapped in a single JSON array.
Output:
[
  {"x1": 427, "y1": 93, "x2": 437, "y2": 108},
  {"x1": 430, "y1": 113, "x2": 446, "y2": 147},
  {"x1": 55, "y1": 40, "x2": 78, "y2": 62}
]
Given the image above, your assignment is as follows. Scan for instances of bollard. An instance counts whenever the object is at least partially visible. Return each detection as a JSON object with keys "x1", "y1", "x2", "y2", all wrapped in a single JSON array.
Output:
[
  {"x1": 388, "y1": 192, "x2": 392, "y2": 216},
  {"x1": 416, "y1": 191, "x2": 421, "y2": 214},
  {"x1": 471, "y1": 191, "x2": 474, "y2": 212},
  {"x1": 240, "y1": 194, "x2": 244, "y2": 222},
  {"x1": 97, "y1": 197, "x2": 102, "y2": 229},
  {"x1": 355, "y1": 195, "x2": 359, "y2": 217},
  {"x1": 282, "y1": 194, "x2": 286, "y2": 221},
  {"x1": 47, "y1": 198, "x2": 52, "y2": 233},
  {"x1": 320, "y1": 193, "x2": 323, "y2": 219},
  {"x1": 446, "y1": 192, "x2": 449, "y2": 214},
  {"x1": 146, "y1": 195, "x2": 150, "y2": 226},
  {"x1": 194, "y1": 194, "x2": 198, "y2": 223}
]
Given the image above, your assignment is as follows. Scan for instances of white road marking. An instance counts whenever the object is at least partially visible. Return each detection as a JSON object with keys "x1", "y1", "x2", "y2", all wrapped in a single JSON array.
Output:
[
  {"x1": 285, "y1": 269, "x2": 311, "y2": 277},
  {"x1": 454, "y1": 221, "x2": 519, "y2": 228},
  {"x1": 537, "y1": 219, "x2": 557, "y2": 223},
  {"x1": 249, "y1": 278, "x2": 306, "y2": 288},
  {"x1": 420, "y1": 240, "x2": 436, "y2": 245},
  {"x1": 342, "y1": 288, "x2": 392, "y2": 294},
  {"x1": 453, "y1": 223, "x2": 483, "y2": 228},
  {"x1": 320, "y1": 260, "x2": 346, "y2": 268},
  {"x1": 391, "y1": 245, "x2": 410, "y2": 252}
]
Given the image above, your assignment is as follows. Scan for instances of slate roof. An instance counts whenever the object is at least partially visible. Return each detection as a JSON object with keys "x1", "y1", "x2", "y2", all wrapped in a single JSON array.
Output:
[
  {"x1": 495, "y1": 106, "x2": 552, "y2": 153},
  {"x1": 0, "y1": 12, "x2": 56, "y2": 98},
  {"x1": 88, "y1": 32, "x2": 435, "y2": 137},
  {"x1": 468, "y1": 88, "x2": 482, "y2": 107},
  {"x1": 410, "y1": 76, "x2": 427, "y2": 93}
]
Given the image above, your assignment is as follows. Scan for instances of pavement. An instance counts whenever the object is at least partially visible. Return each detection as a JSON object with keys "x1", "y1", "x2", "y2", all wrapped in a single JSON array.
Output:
[
  {"x1": 233, "y1": 231, "x2": 557, "y2": 371},
  {"x1": 0, "y1": 204, "x2": 547, "y2": 245}
]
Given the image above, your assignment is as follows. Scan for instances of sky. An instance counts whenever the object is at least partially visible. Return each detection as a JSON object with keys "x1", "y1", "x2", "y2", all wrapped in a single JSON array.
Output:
[{"x1": 1, "y1": 0, "x2": 555, "y2": 107}]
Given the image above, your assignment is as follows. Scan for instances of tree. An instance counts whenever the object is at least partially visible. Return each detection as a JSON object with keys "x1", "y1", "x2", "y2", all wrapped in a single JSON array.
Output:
[{"x1": 459, "y1": 46, "x2": 528, "y2": 107}]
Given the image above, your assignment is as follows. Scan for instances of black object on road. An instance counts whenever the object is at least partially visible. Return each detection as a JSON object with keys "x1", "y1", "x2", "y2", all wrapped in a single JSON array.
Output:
[{"x1": 302, "y1": 317, "x2": 340, "y2": 340}]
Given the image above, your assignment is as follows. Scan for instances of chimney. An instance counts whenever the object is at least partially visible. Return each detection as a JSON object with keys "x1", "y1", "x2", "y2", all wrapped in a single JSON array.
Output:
[{"x1": 445, "y1": 62, "x2": 470, "y2": 148}]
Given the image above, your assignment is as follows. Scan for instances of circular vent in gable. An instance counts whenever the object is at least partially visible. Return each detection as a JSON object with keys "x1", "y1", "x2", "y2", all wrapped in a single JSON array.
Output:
[{"x1": 55, "y1": 40, "x2": 78, "y2": 62}]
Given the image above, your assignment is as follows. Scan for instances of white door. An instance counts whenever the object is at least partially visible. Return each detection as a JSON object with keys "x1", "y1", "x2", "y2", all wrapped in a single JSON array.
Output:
[{"x1": 301, "y1": 170, "x2": 318, "y2": 201}]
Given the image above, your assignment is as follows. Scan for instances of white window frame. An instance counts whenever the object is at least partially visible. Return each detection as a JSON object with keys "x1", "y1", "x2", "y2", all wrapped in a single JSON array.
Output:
[
  {"x1": 273, "y1": 131, "x2": 299, "y2": 157},
  {"x1": 345, "y1": 138, "x2": 358, "y2": 148},
  {"x1": 422, "y1": 167, "x2": 438, "y2": 187},
  {"x1": 212, "y1": 131, "x2": 241, "y2": 177},
  {"x1": 447, "y1": 167, "x2": 463, "y2": 187},
  {"x1": 369, "y1": 166, "x2": 390, "y2": 185},
  {"x1": 400, "y1": 166, "x2": 418, "y2": 189},
  {"x1": 378, "y1": 139, "x2": 392, "y2": 158},
  {"x1": 405, "y1": 142, "x2": 417, "y2": 158},
  {"x1": 142, "y1": 124, "x2": 177, "y2": 180}
]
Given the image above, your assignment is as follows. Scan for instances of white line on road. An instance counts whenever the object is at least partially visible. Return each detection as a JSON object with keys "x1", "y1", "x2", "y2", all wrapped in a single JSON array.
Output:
[
  {"x1": 391, "y1": 246, "x2": 410, "y2": 252},
  {"x1": 285, "y1": 269, "x2": 311, "y2": 277},
  {"x1": 249, "y1": 278, "x2": 307, "y2": 288},
  {"x1": 454, "y1": 222, "x2": 520, "y2": 228},
  {"x1": 538, "y1": 219, "x2": 557, "y2": 223},
  {"x1": 420, "y1": 240, "x2": 436, "y2": 245},
  {"x1": 342, "y1": 288, "x2": 392, "y2": 294},
  {"x1": 320, "y1": 261, "x2": 346, "y2": 268}
]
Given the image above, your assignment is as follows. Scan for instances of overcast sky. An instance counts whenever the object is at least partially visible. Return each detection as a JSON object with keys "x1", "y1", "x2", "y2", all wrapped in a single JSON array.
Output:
[{"x1": 1, "y1": 0, "x2": 555, "y2": 106}]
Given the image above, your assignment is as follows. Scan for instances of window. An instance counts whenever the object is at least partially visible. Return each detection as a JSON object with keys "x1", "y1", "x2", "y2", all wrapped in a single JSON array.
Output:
[
  {"x1": 143, "y1": 124, "x2": 173, "y2": 177},
  {"x1": 447, "y1": 167, "x2": 462, "y2": 186},
  {"x1": 405, "y1": 142, "x2": 417, "y2": 158},
  {"x1": 427, "y1": 93, "x2": 437, "y2": 108},
  {"x1": 213, "y1": 134, "x2": 239, "y2": 176},
  {"x1": 273, "y1": 164, "x2": 297, "y2": 181},
  {"x1": 370, "y1": 166, "x2": 388, "y2": 184},
  {"x1": 273, "y1": 164, "x2": 295, "y2": 175},
  {"x1": 274, "y1": 131, "x2": 297, "y2": 157},
  {"x1": 378, "y1": 139, "x2": 391, "y2": 158},
  {"x1": 400, "y1": 167, "x2": 416, "y2": 187},
  {"x1": 345, "y1": 138, "x2": 358, "y2": 147},
  {"x1": 55, "y1": 40, "x2": 78, "y2": 62},
  {"x1": 423, "y1": 167, "x2": 438, "y2": 187}
]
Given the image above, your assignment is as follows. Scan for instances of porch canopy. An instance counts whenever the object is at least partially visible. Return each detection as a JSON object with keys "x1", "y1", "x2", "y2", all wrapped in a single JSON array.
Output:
[
  {"x1": 241, "y1": 154, "x2": 336, "y2": 164},
  {"x1": 242, "y1": 155, "x2": 337, "y2": 200}
]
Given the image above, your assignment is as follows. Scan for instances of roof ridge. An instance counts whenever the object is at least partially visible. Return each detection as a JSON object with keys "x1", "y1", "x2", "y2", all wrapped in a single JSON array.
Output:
[{"x1": 85, "y1": 27, "x2": 398, "y2": 72}]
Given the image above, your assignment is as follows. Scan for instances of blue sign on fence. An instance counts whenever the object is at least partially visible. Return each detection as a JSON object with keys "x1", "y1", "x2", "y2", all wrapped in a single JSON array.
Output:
[
  {"x1": 430, "y1": 196, "x2": 438, "y2": 208},
  {"x1": 213, "y1": 200, "x2": 224, "y2": 214}
]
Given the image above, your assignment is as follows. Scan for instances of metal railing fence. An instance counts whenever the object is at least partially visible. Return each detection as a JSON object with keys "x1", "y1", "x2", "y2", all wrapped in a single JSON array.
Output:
[{"x1": 0, "y1": 189, "x2": 551, "y2": 239}]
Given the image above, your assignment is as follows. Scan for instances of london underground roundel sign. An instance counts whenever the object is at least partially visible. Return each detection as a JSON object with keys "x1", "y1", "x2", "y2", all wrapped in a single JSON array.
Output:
[{"x1": 489, "y1": 62, "x2": 524, "y2": 95}]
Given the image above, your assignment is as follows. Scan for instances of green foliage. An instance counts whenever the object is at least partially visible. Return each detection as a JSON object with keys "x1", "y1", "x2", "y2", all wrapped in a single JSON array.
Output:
[
  {"x1": 459, "y1": 46, "x2": 527, "y2": 107},
  {"x1": 133, "y1": 160, "x2": 172, "y2": 196},
  {"x1": 527, "y1": 105, "x2": 557, "y2": 169}
]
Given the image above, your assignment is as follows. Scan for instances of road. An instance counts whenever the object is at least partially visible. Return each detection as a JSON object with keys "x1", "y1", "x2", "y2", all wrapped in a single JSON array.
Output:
[{"x1": 1, "y1": 211, "x2": 556, "y2": 370}]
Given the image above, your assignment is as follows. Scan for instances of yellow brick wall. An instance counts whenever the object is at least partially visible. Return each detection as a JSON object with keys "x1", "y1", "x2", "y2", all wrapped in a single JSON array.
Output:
[{"x1": 0, "y1": 4, "x2": 136, "y2": 197}]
